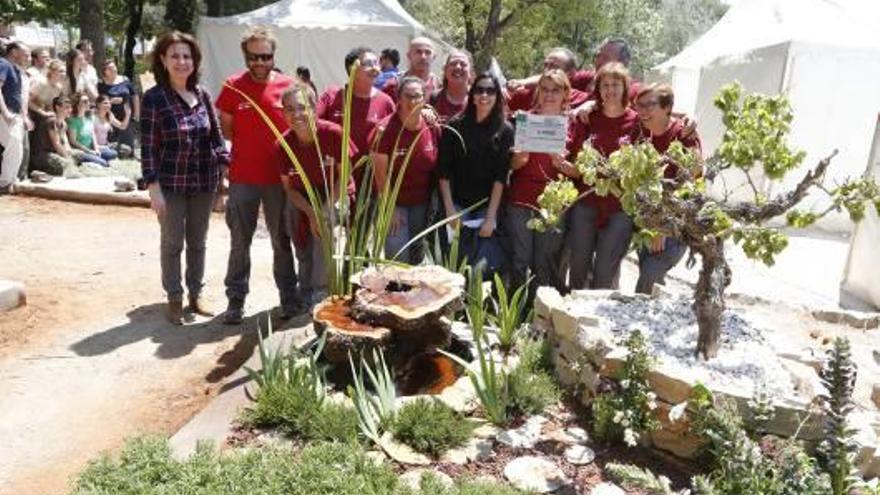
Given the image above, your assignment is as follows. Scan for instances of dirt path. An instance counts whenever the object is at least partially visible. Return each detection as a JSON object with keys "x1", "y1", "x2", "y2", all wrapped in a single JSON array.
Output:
[{"x1": 0, "y1": 196, "x2": 309, "y2": 495}]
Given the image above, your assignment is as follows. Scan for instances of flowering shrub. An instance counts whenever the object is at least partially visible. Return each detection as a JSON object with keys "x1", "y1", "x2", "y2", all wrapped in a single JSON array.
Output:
[{"x1": 592, "y1": 329, "x2": 659, "y2": 446}]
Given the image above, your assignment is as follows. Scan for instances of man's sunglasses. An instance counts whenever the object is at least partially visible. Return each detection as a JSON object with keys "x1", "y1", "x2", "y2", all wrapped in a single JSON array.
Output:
[{"x1": 246, "y1": 52, "x2": 274, "y2": 62}]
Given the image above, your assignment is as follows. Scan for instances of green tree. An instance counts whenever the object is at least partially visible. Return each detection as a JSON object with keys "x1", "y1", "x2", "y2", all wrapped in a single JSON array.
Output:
[{"x1": 164, "y1": 0, "x2": 197, "y2": 33}]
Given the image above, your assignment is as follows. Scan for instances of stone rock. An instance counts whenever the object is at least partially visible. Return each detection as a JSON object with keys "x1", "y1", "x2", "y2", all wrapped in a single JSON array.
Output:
[
  {"x1": 871, "y1": 384, "x2": 880, "y2": 411},
  {"x1": 437, "y1": 376, "x2": 479, "y2": 414},
  {"x1": 811, "y1": 308, "x2": 880, "y2": 329},
  {"x1": 400, "y1": 469, "x2": 454, "y2": 490},
  {"x1": 776, "y1": 347, "x2": 823, "y2": 373},
  {"x1": 0, "y1": 279, "x2": 26, "y2": 312},
  {"x1": 503, "y1": 456, "x2": 569, "y2": 493},
  {"x1": 651, "y1": 283, "x2": 672, "y2": 299},
  {"x1": 472, "y1": 422, "x2": 502, "y2": 439},
  {"x1": 534, "y1": 286, "x2": 565, "y2": 320},
  {"x1": 550, "y1": 305, "x2": 602, "y2": 343},
  {"x1": 590, "y1": 482, "x2": 624, "y2": 495},
  {"x1": 779, "y1": 357, "x2": 822, "y2": 398},
  {"x1": 440, "y1": 437, "x2": 494, "y2": 465},
  {"x1": 498, "y1": 415, "x2": 546, "y2": 449},
  {"x1": 563, "y1": 444, "x2": 595, "y2": 465},
  {"x1": 545, "y1": 426, "x2": 589, "y2": 445},
  {"x1": 379, "y1": 432, "x2": 431, "y2": 466}
]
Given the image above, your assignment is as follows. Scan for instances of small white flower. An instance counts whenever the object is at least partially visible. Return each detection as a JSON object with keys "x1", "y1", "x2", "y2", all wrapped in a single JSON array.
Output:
[
  {"x1": 668, "y1": 401, "x2": 688, "y2": 423},
  {"x1": 620, "y1": 379, "x2": 631, "y2": 389},
  {"x1": 623, "y1": 428, "x2": 638, "y2": 447},
  {"x1": 613, "y1": 411, "x2": 625, "y2": 424}
]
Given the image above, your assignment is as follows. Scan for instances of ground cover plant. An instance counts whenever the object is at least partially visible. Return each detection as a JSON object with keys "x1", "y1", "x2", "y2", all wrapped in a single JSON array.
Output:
[
  {"x1": 391, "y1": 398, "x2": 474, "y2": 457},
  {"x1": 70, "y1": 435, "x2": 529, "y2": 495},
  {"x1": 533, "y1": 83, "x2": 880, "y2": 358}
]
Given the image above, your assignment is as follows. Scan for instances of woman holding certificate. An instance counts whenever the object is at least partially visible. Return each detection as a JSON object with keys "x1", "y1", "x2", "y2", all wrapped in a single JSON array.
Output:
[
  {"x1": 566, "y1": 62, "x2": 640, "y2": 291},
  {"x1": 506, "y1": 69, "x2": 584, "y2": 294}
]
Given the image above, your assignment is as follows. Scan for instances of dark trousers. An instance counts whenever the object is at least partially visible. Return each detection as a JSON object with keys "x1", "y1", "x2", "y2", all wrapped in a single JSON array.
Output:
[
  {"x1": 567, "y1": 203, "x2": 633, "y2": 290},
  {"x1": 504, "y1": 204, "x2": 565, "y2": 293},
  {"x1": 224, "y1": 183, "x2": 298, "y2": 308},
  {"x1": 159, "y1": 190, "x2": 216, "y2": 301},
  {"x1": 636, "y1": 237, "x2": 687, "y2": 294}
]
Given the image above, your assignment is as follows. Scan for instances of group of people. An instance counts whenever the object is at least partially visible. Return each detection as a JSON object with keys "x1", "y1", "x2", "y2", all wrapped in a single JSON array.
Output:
[
  {"x1": 0, "y1": 39, "x2": 138, "y2": 193},
  {"x1": 137, "y1": 25, "x2": 701, "y2": 326}
]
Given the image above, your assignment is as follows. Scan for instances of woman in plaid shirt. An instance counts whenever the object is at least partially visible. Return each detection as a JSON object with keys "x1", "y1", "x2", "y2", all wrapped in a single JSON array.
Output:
[{"x1": 140, "y1": 31, "x2": 229, "y2": 325}]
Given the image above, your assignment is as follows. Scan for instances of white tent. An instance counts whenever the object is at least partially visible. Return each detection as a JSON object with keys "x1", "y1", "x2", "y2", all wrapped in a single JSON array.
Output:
[
  {"x1": 840, "y1": 117, "x2": 880, "y2": 310},
  {"x1": 197, "y1": 0, "x2": 445, "y2": 97},
  {"x1": 651, "y1": 0, "x2": 880, "y2": 233}
]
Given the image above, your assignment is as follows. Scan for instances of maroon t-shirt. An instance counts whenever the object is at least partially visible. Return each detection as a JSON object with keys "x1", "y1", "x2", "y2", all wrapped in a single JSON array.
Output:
[
  {"x1": 371, "y1": 114, "x2": 441, "y2": 206},
  {"x1": 277, "y1": 119, "x2": 358, "y2": 195},
  {"x1": 507, "y1": 115, "x2": 587, "y2": 209},
  {"x1": 636, "y1": 119, "x2": 702, "y2": 179},
  {"x1": 316, "y1": 85, "x2": 395, "y2": 165},
  {"x1": 432, "y1": 90, "x2": 467, "y2": 123},
  {"x1": 507, "y1": 86, "x2": 589, "y2": 113},
  {"x1": 578, "y1": 108, "x2": 639, "y2": 218}
]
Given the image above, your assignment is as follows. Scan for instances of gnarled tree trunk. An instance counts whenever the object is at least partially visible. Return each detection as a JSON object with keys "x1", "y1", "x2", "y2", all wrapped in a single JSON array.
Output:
[{"x1": 694, "y1": 237, "x2": 731, "y2": 360}]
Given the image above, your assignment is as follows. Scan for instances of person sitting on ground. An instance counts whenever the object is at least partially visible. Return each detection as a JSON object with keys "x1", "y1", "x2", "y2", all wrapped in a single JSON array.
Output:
[
  {"x1": 94, "y1": 94, "x2": 132, "y2": 158},
  {"x1": 373, "y1": 47, "x2": 399, "y2": 89},
  {"x1": 29, "y1": 95, "x2": 107, "y2": 176},
  {"x1": 278, "y1": 82, "x2": 358, "y2": 307},
  {"x1": 632, "y1": 83, "x2": 702, "y2": 294},
  {"x1": 97, "y1": 59, "x2": 139, "y2": 150},
  {"x1": 67, "y1": 92, "x2": 117, "y2": 166}
]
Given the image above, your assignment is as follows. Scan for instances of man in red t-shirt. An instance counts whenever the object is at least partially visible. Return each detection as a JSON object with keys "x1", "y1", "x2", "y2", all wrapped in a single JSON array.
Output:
[
  {"x1": 215, "y1": 26, "x2": 301, "y2": 324},
  {"x1": 506, "y1": 47, "x2": 589, "y2": 112},
  {"x1": 382, "y1": 37, "x2": 442, "y2": 103},
  {"x1": 316, "y1": 47, "x2": 395, "y2": 185}
]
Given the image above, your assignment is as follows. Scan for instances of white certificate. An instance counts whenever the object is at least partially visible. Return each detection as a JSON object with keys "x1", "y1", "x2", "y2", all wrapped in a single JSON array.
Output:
[{"x1": 514, "y1": 113, "x2": 569, "y2": 154}]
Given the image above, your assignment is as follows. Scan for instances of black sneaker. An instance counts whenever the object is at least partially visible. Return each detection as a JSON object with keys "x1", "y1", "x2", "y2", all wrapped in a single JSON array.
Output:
[
  {"x1": 278, "y1": 297, "x2": 308, "y2": 320},
  {"x1": 222, "y1": 300, "x2": 244, "y2": 325}
]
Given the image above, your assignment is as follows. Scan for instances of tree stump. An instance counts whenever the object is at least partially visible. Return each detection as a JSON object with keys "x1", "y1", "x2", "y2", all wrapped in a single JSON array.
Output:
[
  {"x1": 313, "y1": 296, "x2": 392, "y2": 364},
  {"x1": 313, "y1": 265, "x2": 465, "y2": 366}
]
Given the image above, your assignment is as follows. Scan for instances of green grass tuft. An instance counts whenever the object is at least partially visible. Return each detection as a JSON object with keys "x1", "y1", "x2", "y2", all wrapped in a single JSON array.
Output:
[
  {"x1": 241, "y1": 380, "x2": 359, "y2": 443},
  {"x1": 391, "y1": 398, "x2": 474, "y2": 457},
  {"x1": 507, "y1": 365, "x2": 560, "y2": 416}
]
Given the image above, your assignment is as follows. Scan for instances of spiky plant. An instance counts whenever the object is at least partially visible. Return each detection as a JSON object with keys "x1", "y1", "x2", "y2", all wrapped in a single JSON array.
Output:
[{"x1": 817, "y1": 337, "x2": 859, "y2": 495}]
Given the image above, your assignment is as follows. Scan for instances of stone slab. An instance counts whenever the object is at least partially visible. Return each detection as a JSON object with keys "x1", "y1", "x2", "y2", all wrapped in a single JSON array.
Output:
[
  {"x1": 0, "y1": 279, "x2": 26, "y2": 312},
  {"x1": 15, "y1": 178, "x2": 150, "y2": 208}
]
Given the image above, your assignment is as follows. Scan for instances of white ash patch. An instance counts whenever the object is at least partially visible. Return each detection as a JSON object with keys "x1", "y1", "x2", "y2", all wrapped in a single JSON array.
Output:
[{"x1": 567, "y1": 293, "x2": 796, "y2": 398}]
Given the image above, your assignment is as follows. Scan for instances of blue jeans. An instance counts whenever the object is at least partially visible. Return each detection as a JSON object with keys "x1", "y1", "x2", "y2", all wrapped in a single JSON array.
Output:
[{"x1": 384, "y1": 203, "x2": 429, "y2": 265}]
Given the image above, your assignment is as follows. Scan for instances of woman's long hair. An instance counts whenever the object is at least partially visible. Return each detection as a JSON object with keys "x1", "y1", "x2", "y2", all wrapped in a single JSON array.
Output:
[
  {"x1": 458, "y1": 72, "x2": 504, "y2": 134},
  {"x1": 65, "y1": 48, "x2": 83, "y2": 96},
  {"x1": 150, "y1": 31, "x2": 202, "y2": 91}
]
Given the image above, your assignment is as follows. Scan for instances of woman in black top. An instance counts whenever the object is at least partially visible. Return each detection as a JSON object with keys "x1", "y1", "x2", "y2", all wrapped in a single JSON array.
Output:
[{"x1": 438, "y1": 72, "x2": 514, "y2": 275}]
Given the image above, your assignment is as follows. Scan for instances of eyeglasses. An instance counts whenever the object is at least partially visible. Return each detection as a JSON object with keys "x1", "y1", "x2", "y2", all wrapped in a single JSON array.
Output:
[
  {"x1": 401, "y1": 92, "x2": 424, "y2": 101},
  {"x1": 359, "y1": 59, "x2": 379, "y2": 68},
  {"x1": 245, "y1": 52, "x2": 274, "y2": 62},
  {"x1": 473, "y1": 86, "x2": 496, "y2": 96},
  {"x1": 635, "y1": 100, "x2": 660, "y2": 110}
]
